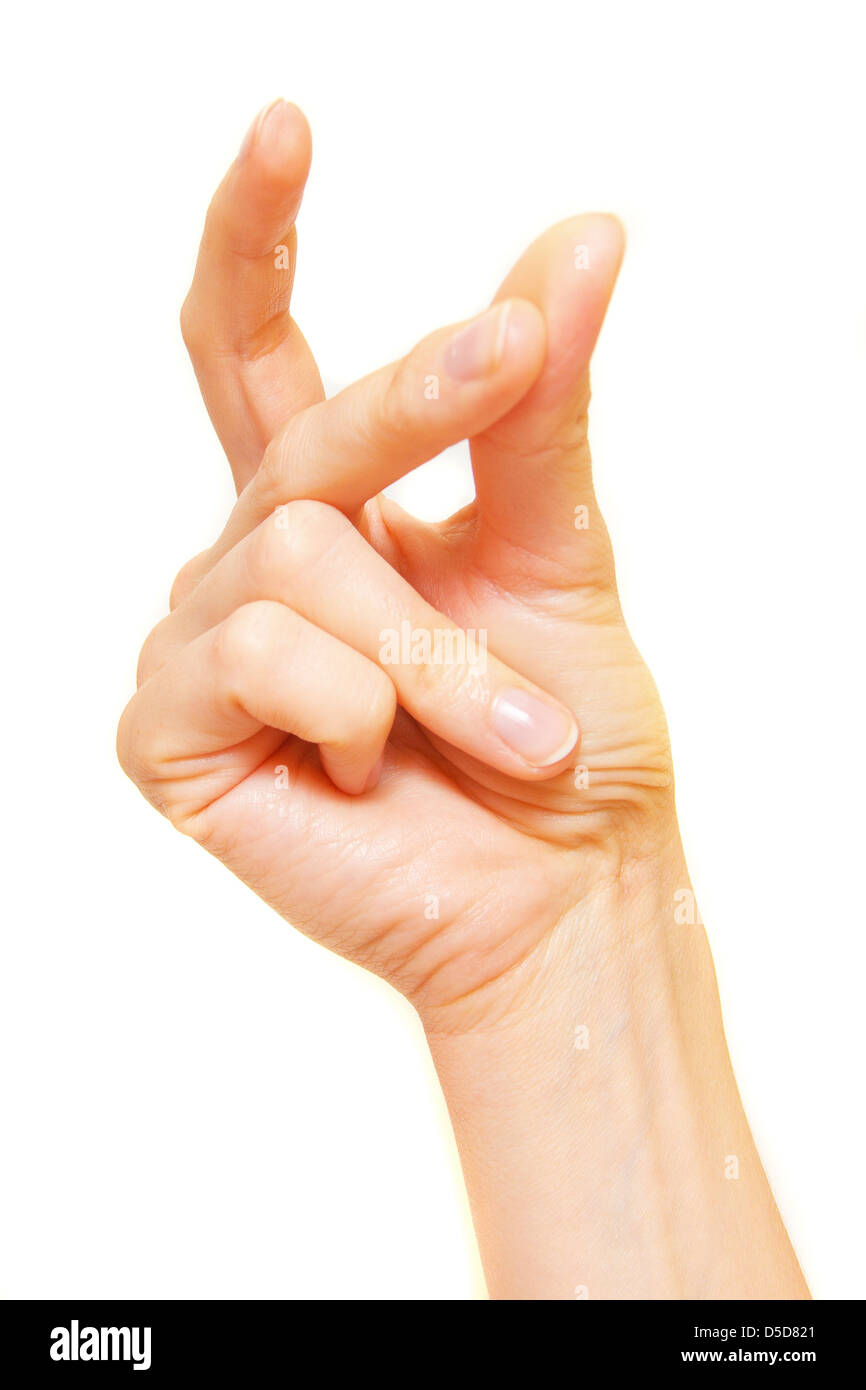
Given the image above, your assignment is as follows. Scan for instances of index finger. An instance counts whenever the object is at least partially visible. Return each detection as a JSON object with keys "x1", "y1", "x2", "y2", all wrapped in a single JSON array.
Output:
[
  {"x1": 193, "y1": 298, "x2": 547, "y2": 577},
  {"x1": 180, "y1": 99, "x2": 324, "y2": 491}
]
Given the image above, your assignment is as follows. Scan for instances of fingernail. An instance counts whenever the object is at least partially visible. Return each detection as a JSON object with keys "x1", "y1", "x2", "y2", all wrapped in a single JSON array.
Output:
[
  {"x1": 444, "y1": 303, "x2": 510, "y2": 381},
  {"x1": 237, "y1": 98, "x2": 285, "y2": 161},
  {"x1": 491, "y1": 688, "x2": 579, "y2": 767}
]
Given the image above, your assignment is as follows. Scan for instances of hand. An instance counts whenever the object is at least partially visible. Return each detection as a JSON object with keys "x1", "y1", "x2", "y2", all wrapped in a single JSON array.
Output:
[
  {"x1": 118, "y1": 103, "x2": 808, "y2": 1299},
  {"x1": 118, "y1": 104, "x2": 667, "y2": 1030}
]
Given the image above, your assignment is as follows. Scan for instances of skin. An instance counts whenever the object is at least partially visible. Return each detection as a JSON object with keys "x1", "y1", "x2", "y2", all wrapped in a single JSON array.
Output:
[{"x1": 118, "y1": 100, "x2": 810, "y2": 1299}]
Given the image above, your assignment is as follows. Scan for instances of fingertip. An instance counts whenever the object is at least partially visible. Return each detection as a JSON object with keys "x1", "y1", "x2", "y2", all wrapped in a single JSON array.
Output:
[
  {"x1": 442, "y1": 299, "x2": 545, "y2": 385},
  {"x1": 487, "y1": 213, "x2": 626, "y2": 421},
  {"x1": 258, "y1": 100, "x2": 313, "y2": 181},
  {"x1": 219, "y1": 101, "x2": 313, "y2": 257},
  {"x1": 600, "y1": 210, "x2": 627, "y2": 255},
  {"x1": 321, "y1": 748, "x2": 385, "y2": 796},
  {"x1": 490, "y1": 686, "x2": 580, "y2": 773},
  {"x1": 497, "y1": 212, "x2": 626, "y2": 308},
  {"x1": 362, "y1": 752, "x2": 385, "y2": 793},
  {"x1": 571, "y1": 211, "x2": 626, "y2": 264},
  {"x1": 238, "y1": 98, "x2": 312, "y2": 185}
]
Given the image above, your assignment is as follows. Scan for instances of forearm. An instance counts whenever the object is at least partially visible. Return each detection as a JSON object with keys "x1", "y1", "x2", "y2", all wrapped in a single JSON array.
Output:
[{"x1": 424, "y1": 838, "x2": 809, "y2": 1300}]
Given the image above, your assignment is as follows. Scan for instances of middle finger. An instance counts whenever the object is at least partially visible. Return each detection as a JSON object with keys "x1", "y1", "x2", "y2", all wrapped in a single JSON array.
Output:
[{"x1": 145, "y1": 500, "x2": 580, "y2": 780}]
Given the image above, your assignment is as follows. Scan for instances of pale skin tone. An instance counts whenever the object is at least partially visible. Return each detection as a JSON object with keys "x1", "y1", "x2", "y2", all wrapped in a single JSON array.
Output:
[{"x1": 118, "y1": 100, "x2": 810, "y2": 1299}]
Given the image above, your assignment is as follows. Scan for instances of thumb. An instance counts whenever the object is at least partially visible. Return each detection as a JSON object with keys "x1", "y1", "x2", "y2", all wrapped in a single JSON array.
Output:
[{"x1": 470, "y1": 214, "x2": 625, "y2": 583}]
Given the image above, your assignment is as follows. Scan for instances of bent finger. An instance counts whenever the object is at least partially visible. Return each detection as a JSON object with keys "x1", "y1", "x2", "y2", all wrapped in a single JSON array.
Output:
[
  {"x1": 188, "y1": 297, "x2": 546, "y2": 576},
  {"x1": 118, "y1": 600, "x2": 397, "y2": 819},
  {"x1": 142, "y1": 502, "x2": 580, "y2": 780}
]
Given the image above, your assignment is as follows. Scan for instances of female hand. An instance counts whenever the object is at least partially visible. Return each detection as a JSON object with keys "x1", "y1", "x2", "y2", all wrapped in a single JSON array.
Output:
[
  {"x1": 118, "y1": 103, "x2": 807, "y2": 1299},
  {"x1": 118, "y1": 101, "x2": 664, "y2": 1026}
]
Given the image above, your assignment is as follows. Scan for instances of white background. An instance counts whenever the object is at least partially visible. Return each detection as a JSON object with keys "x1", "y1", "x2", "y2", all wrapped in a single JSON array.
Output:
[{"x1": 1, "y1": 0, "x2": 864, "y2": 1299}]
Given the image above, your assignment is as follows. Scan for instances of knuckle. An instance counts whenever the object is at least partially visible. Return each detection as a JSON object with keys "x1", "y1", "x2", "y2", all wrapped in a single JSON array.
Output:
[
  {"x1": 258, "y1": 498, "x2": 351, "y2": 574},
  {"x1": 179, "y1": 296, "x2": 204, "y2": 357},
  {"x1": 412, "y1": 644, "x2": 482, "y2": 706},
  {"x1": 365, "y1": 668, "x2": 398, "y2": 733},
  {"x1": 135, "y1": 623, "x2": 167, "y2": 688},
  {"x1": 115, "y1": 697, "x2": 142, "y2": 783},
  {"x1": 168, "y1": 564, "x2": 191, "y2": 612},
  {"x1": 169, "y1": 550, "x2": 209, "y2": 611},
  {"x1": 213, "y1": 601, "x2": 276, "y2": 676},
  {"x1": 378, "y1": 358, "x2": 416, "y2": 443},
  {"x1": 116, "y1": 699, "x2": 183, "y2": 826},
  {"x1": 254, "y1": 439, "x2": 283, "y2": 511},
  {"x1": 245, "y1": 517, "x2": 285, "y2": 591},
  {"x1": 328, "y1": 666, "x2": 395, "y2": 751},
  {"x1": 284, "y1": 497, "x2": 348, "y2": 548},
  {"x1": 255, "y1": 419, "x2": 303, "y2": 510},
  {"x1": 116, "y1": 700, "x2": 165, "y2": 812}
]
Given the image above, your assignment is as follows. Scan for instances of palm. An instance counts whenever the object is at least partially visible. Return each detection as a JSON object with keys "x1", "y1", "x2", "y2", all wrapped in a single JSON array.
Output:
[{"x1": 196, "y1": 487, "x2": 671, "y2": 1011}]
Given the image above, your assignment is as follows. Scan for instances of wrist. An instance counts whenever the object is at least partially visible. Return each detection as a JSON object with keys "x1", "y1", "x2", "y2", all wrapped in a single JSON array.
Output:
[
  {"x1": 419, "y1": 815, "x2": 693, "y2": 1040},
  {"x1": 420, "y1": 828, "x2": 808, "y2": 1299}
]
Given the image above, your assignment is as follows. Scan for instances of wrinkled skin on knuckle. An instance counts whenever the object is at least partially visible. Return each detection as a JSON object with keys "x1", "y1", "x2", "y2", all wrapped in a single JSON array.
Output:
[
  {"x1": 411, "y1": 644, "x2": 488, "y2": 712},
  {"x1": 116, "y1": 711, "x2": 190, "y2": 829},
  {"x1": 381, "y1": 359, "x2": 420, "y2": 444}
]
